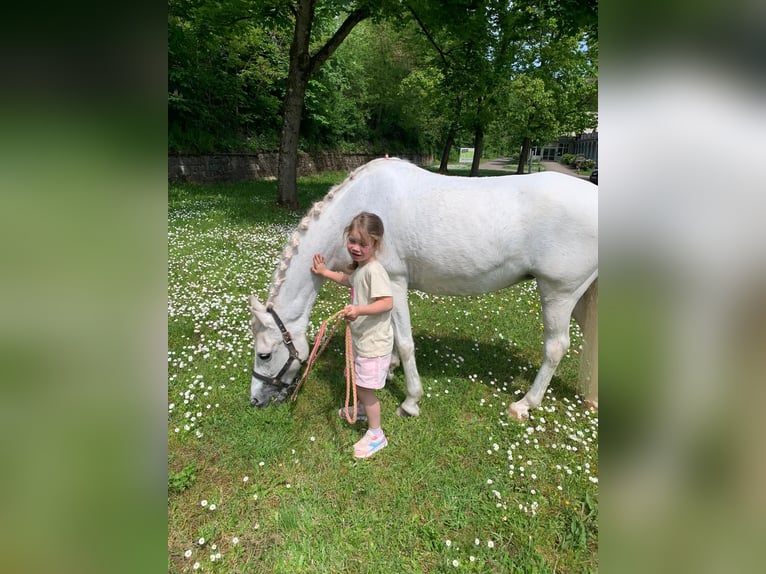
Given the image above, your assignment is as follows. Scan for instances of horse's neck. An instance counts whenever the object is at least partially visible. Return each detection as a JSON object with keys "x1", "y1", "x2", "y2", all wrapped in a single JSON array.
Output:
[
  {"x1": 268, "y1": 260, "x2": 319, "y2": 333},
  {"x1": 267, "y1": 225, "x2": 340, "y2": 333}
]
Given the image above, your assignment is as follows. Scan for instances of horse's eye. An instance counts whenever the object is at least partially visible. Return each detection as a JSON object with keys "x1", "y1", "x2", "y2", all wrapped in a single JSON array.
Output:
[{"x1": 257, "y1": 353, "x2": 272, "y2": 361}]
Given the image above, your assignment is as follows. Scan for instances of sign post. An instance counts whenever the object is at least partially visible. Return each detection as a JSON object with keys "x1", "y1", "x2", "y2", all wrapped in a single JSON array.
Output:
[{"x1": 459, "y1": 148, "x2": 474, "y2": 164}]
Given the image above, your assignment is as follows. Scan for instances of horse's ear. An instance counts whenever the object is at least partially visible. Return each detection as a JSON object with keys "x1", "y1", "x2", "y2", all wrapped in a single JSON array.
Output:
[{"x1": 249, "y1": 295, "x2": 269, "y2": 325}]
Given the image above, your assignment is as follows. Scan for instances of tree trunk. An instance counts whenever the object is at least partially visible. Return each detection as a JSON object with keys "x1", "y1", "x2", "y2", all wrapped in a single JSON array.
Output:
[
  {"x1": 469, "y1": 126, "x2": 484, "y2": 177},
  {"x1": 439, "y1": 126, "x2": 455, "y2": 173},
  {"x1": 277, "y1": 0, "x2": 315, "y2": 209},
  {"x1": 516, "y1": 136, "x2": 531, "y2": 174},
  {"x1": 439, "y1": 95, "x2": 463, "y2": 173},
  {"x1": 276, "y1": 2, "x2": 371, "y2": 208}
]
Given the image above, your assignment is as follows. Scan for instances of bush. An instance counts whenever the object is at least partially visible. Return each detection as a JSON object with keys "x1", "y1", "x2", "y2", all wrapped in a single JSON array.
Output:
[{"x1": 561, "y1": 153, "x2": 576, "y2": 165}]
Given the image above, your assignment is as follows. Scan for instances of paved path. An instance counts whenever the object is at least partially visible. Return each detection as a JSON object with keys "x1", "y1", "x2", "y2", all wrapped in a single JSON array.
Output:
[
  {"x1": 479, "y1": 157, "x2": 589, "y2": 181},
  {"x1": 478, "y1": 157, "x2": 516, "y2": 171}
]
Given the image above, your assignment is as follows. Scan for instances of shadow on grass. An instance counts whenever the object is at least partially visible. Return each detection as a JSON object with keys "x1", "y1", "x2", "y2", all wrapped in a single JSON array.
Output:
[{"x1": 309, "y1": 332, "x2": 581, "y2": 417}]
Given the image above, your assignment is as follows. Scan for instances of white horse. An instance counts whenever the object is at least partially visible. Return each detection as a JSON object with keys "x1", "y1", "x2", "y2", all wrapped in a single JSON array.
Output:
[{"x1": 249, "y1": 158, "x2": 598, "y2": 421}]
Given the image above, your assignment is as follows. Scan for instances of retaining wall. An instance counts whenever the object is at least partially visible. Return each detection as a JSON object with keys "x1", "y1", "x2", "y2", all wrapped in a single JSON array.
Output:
[{"x1": 168, "y1": 152, "x2": 433, "y2": 183}]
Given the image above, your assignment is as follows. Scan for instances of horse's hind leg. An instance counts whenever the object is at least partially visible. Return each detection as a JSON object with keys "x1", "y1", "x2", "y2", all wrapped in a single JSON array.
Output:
[
  {"x1": 508, "y1": 286, "x2": 576, "y2": 421},
  {"x1": 390, "y1": 281, "x2": 423, "y2": 417}
]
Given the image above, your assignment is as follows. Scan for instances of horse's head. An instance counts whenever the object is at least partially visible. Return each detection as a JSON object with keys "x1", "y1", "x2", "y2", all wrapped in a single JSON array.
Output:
[{"x1": 248, "y1": 295, "x2": 307, "y2": 407}]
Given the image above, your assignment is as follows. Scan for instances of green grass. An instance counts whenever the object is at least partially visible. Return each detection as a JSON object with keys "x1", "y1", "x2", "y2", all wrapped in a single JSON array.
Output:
[{"x1": 168, "y1": 171, "x2": 598, "y2": 573}]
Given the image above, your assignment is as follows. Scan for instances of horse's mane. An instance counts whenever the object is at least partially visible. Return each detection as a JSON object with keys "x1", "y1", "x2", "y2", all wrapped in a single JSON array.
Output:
[{"x1": 268, "y1": 158, "x2": 405, "y2": 301}]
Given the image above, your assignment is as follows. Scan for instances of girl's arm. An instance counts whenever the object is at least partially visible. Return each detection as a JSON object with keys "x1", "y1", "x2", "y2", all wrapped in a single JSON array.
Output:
[
  {"x1": 343, "y1": 296, "x2": 393, "y2": 321},
  {"x1": 311, "y1": 253, "x2": 351, "y2": 287}
]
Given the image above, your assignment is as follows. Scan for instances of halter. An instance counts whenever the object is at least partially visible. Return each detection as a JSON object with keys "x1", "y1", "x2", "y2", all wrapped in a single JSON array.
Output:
[{"x1": 251, "y1": 306, "x2": 303, "y2": 391}]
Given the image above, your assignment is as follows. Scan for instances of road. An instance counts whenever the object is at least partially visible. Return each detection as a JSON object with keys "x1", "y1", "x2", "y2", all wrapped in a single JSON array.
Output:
[{"x1": 479, "y1": 157, "x2": 589, "y2": 181}]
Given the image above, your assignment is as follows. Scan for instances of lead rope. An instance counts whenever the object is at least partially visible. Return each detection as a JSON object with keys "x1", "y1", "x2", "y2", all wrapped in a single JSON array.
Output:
[
  {"x1": 342, "y1": 324, "x2": 357, "y2": 423},
  {"x1": 290, "y1": 310, "x2": 358, "y2": 424}
]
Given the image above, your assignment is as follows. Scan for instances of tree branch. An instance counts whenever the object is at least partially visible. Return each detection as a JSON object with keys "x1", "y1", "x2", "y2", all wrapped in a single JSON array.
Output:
[
  {"x1": 404, "y1": 3, "x2": 450, "y2": 68},
  {"x1": 309, "y1": 7, "x2": 371, "y2": 76}
]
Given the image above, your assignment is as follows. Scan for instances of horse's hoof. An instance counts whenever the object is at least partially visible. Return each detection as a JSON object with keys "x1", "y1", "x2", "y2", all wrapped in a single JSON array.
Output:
[
  {"x1": 507, "y1": 401, "x2": 530, "y2": 422},
  {"x1": 396, "y1": 405, "x2": 419, "y2": 418},
  {"x1": 584, "y1": 399, "x2": 598, "y2": 412}
]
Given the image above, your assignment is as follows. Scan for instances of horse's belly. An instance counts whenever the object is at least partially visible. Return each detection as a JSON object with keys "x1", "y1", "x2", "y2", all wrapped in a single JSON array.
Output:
[{"x1": 406, "y1": 266, "x2": 530, "y2": 296}]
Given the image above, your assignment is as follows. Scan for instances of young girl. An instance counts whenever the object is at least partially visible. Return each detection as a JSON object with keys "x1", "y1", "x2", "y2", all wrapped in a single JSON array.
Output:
[{"x1": 310, "y1": 212, "x2": 394, "y2": 459}]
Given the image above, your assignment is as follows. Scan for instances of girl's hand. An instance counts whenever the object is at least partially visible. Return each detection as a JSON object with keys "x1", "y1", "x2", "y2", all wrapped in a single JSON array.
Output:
[
  {"x1": 343, "y1": 305, "x2": 359, "y2": 321},
  {"x1": 311, "y1": 254, "x2": 327, "y2": 275}
]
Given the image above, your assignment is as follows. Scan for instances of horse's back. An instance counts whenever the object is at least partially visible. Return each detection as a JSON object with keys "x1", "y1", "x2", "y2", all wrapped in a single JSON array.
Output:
[
  {"x1": 361, "y1": 159, "x2": 595, "y2": 215},
  {"x1": 349, "y1": 160, "x2": 597, "y2": 295}
]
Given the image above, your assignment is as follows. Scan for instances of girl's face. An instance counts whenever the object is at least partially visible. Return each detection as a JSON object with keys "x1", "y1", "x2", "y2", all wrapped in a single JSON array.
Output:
[{"x1": 346, "y1": 229, "x2": 376, "y2": 266}]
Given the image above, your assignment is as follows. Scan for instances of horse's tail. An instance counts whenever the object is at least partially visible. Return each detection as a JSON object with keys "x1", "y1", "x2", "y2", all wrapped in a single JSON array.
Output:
[{"x1": 576, "y1": 278, "x2": 598, "y2": 411}]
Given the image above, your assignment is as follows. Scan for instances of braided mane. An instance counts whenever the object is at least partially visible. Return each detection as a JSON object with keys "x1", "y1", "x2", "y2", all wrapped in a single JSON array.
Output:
[{"x1": 267, "y1": 159, "x2": 394, "y2": 301}]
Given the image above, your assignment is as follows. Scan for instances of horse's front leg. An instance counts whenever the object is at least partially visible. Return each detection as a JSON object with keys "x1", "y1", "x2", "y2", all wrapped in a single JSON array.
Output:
[
  {"x1": 390, "y1": 281, "x2": 422, "y2": 417},
  {"x1": 387, "y1": 346, "x2": 400, "y2": 381}
]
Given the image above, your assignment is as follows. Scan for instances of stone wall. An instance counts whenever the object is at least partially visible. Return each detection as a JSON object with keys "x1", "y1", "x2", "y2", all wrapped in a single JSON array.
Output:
[{"x1": 168, "y1": 152, "x2": 434, "y2": 183}]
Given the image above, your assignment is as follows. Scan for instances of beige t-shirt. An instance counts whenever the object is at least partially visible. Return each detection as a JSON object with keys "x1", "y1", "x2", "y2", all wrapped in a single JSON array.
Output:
[{"x1": 349, "y1": 260, "x2": 394, "y2": 358}]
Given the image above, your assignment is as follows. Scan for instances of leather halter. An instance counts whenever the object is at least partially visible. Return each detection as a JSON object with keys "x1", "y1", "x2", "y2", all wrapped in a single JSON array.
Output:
[{"x1": 251, "y1": 306, "x2": 303, "y2": 390}]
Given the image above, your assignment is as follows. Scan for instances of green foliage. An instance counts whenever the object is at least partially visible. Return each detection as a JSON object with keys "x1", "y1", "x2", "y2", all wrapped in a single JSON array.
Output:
[
  {"x1": 168, "y1": 464, "x2": 197, "y2": 495},
  {"x1": 302, "y1": 18, "x2": 447, "y2": 155},
  {"x1": 167, "y1": 0, "x2": 597, "y2": 156},
  {"x1": 508, "y1": 76, "x2": 559, "y2": 144},
  {"x1": 168, "y1": 0, "x2": 289, "y2": 153},
  {"x1": 562, "y1": 492, "x2": 598, "y2": 551},
  {"x1": 485, "y1": 2, "x2": 598, "y2": 158}
]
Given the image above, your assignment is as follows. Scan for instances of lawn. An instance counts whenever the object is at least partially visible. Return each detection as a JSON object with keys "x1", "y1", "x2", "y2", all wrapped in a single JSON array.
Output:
[{"x1": 168, "y1": 168, "x2": 598, "y2": 573}]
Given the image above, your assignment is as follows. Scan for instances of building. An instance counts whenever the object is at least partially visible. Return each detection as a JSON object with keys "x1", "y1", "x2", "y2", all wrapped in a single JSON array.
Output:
[{"x1": 539, "y1": 128, "x2": 598, "y2": 165}]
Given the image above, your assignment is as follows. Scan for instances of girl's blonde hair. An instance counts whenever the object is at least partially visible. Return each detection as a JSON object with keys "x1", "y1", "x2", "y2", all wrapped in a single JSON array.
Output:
[{"x1": 345, "y1": 212, "x2": 384, "y2": 270}]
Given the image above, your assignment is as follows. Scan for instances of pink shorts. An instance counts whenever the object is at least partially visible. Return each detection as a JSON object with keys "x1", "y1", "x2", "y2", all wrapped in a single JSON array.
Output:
[{"x1": 353, "y1": 354, "x2": 392, "y2": 390}]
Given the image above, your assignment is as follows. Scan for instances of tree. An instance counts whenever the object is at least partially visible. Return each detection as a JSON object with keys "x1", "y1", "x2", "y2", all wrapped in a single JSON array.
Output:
[
  {"x1": 504, "y1": 0, "x2": 598, "y2": 172},
  {"x1": 167, "y1": 0, "x2": 597, "y2": 188},
  {"x1": 406, "y1": 0, "x2": 539, "y2": 176},
  {"x1": 277, "y1": 0, "x2": 383, "y2": 208},
  {"x1": 501, "y1": 76, "x2": 559, "y2": 173}
]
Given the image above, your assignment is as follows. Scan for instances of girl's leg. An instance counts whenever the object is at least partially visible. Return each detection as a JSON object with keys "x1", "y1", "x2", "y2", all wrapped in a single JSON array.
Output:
[
  {"x1": 351, "y1": 356, "x2": 390, "y2": 458},
  {"x1": 356, "y1": 387, "x2": 381, "y2": 430},
  {"x1": 353, "y1": 387, "x2": 387, "y2": 458}
]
